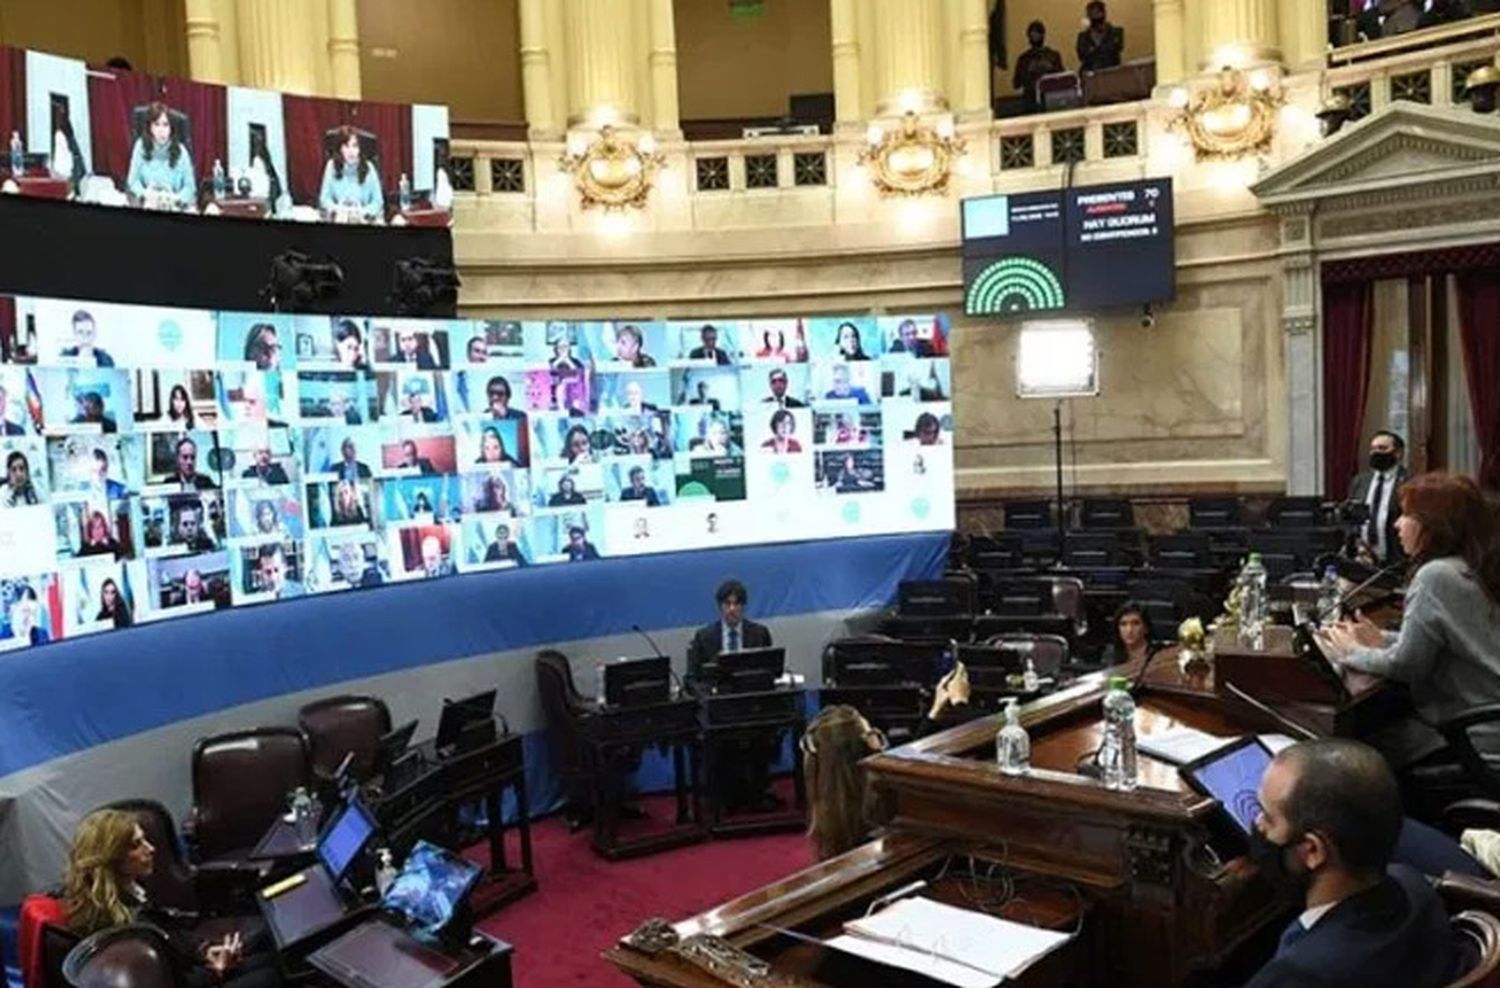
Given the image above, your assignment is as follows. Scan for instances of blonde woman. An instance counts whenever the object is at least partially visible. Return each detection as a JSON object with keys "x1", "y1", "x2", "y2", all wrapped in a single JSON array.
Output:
[
  {"x1": 801, "y1": 668, "x2": 970, "y2": 860},
  {"x1": 63, "y1": 809, "x2": 277, "y2": 988}
]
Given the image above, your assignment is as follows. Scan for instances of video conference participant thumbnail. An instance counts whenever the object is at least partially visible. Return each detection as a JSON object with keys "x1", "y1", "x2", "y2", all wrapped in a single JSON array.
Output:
[
  {"x1": 320, "y1": 125, "x2": 385, "y2": 223},
  {"x1": 0, "y1": 577, "x2": 57, "y2": 650},
  {"x1": 36, "y1": 369, "x2": 131, "y2": 435},
  {"x1": 147, "y1": 551, "x2": 231, "y2": 615},
  {"x1": 2, "y1": 442, "x2": 48, "y2": 507},
  {"x1": 390, "y1": 524, "x2": 459, "y2": 580},
  {"x1": 305, "y1": 532, "x2": 388, "y2": 592},
  {"x1": 141, "y1": 492, "x2": 224, "y2": 555},
  {"x1": 0, "y1": 370, "x2": 41, "y2": 435},
  {"x1": 144, "y1": 433, "x2": 220, "y2": 491},
  {"x1": 54, "y1": 499, "x2": 133, "y2": 560},
  {"x1": 126, "y1": 102, "x2": 197, "y2": 211},
  {"x1": 46, "y1": 436, "x2": 141, "y2": 501},
  {"x1": 233, "y1": 539, "x2": 305, "y2": 603},
  {"x1": 61, "y1": 563, "x2": 137, "y2": 635}
]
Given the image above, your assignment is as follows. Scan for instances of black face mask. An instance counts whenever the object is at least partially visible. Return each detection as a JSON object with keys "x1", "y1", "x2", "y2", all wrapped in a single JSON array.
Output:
[
  {"x1": 1369, "y1": 450, "x2": 1398, "y2": 472},
  {"x1": 1029, "y1": 33, "x2": 1044, "y2": 47},
  {"x1": 1248, "y1": 829, "x2": 1308, "y2": 888},
  {"x1": 1089, "y1": 14, "x2": 1106, "y2": 27}
]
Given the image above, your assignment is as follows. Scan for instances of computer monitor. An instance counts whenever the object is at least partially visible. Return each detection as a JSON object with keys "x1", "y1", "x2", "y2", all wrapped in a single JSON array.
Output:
[
  {"x1": 434, "y1": 689, "x2": 496, "y2": 754},
  {"x1": 825, "y1": 640, "x2": 944, "y2": 687},
  {"x1": 604, "y1": 656, "x2": 671, "y2": 708},
  {"x1": 373, "y1": 719, "x2": 419, "y2": 778},
  {"x1": 953, "y1": 643, "x2": 1026, "y2": 691},
  {"x1": 715, "y1": 646, "x2": 785, "y2": 694},
  {"x1": 317, "y1": 795, "x2": 378, "y2": 885},
  {"x1": 380, "y1": 840, "x2": 483, "y2": 937},
  {"x1": 1180, "y1": 736, "x2": 1272, "y2": 837}
]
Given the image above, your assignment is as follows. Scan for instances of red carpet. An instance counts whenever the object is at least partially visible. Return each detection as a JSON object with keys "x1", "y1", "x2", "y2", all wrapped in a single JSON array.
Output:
[{"x1": 472, "y1": 797, "x2": 814, "y2": 987}]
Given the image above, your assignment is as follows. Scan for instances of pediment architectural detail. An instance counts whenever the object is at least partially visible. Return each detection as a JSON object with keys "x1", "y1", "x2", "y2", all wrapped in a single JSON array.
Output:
[{"x1": 1253, "y1": 102, "x2": 1500, "y2": 213}]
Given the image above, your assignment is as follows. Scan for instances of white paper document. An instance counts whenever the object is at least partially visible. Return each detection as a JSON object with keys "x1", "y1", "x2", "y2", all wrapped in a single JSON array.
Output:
[
  {"x1": 825, "y1": 896, "x2": 1072, "y2": 988},
  {"x1": 1136, "y1": 726, "x2": 1236, "y2": 765}
]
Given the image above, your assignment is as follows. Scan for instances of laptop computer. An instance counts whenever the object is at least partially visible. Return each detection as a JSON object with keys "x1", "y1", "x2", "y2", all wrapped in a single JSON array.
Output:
[
  {"x1": 258, "y1": 795, "x2": 380, "y2": 951},
  {"x1": 378, "y1": 840, "x2": 484, "y2": 939}
]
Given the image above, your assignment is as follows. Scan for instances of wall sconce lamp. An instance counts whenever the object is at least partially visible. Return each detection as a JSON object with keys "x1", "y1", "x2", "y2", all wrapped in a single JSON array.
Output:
[
  {"x1": 558, "y1": 125, "x2": 667, "y2": 211},
  {"x1": 858, "y1": 111, "x2": 966, "y2": 198},
  {"x1": 1467, "y1": 65, "x2": 1500, "y2": 115},
  {"x1": 1316, "y1": 93, "x2": 1353, "y2": 138},
  {"x1": 1172, "y1": 66, "x2": 1284, "y2": 160}
]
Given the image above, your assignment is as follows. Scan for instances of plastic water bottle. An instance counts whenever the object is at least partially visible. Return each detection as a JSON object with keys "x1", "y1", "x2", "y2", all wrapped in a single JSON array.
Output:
[
  {"x1": 995, "y1": 699, "x2": 1030, "y2": 775},
  {"x1": 398, "y1": 173, "x2": 412, "y2": 211},
  {"x1": 9, "y1": 132, "x2": 22, "y2": 176},
  {"x1": 374, "y1": 848, "x2": 397, "y2": 895},
  {"x1": 212, "y1": 158, "x2": 226, "y2": 199},
  {"x1": 1099, "y1": 677, "x2": 1139, "y2": 790},
  {"x1": 1317, "y1": 564, "x2": 1341, "y2": 626},
  {"x1": 290, "y1": 787, "x2": 316, "y2": 845},
  {"x1": 1022, "y1": 657, "x2": 1040, "y2": 693},
  {"x1": 1237, "y1": 553, "x2": 1268, "y2": 650},
  {"x1": 595, "y1": 661, "x2": 607, "y2": 706}
]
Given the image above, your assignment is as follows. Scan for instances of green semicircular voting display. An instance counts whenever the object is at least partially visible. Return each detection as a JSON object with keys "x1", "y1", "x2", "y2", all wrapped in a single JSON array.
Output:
[{"x1": 965, "y1": 257, "x2": 1066, "y2": 315}]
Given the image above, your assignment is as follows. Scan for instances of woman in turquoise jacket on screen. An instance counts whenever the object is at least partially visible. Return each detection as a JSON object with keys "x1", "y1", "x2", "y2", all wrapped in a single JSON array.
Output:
[
  {"x1": 126, "y1": 102, "x2": 196, "y2": 209},
  {"x1": 319, "y1": 125, "x2": 384, "y2": 222}
]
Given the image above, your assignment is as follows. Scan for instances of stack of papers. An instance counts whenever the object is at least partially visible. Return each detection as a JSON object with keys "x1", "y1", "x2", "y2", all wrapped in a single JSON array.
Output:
[
  {"x1": 825, "y1": 897, "x2": 1071, "y2": 988},
  {"x1": 1137, "y1": 726, "x2": 1235, "y2": 765}
]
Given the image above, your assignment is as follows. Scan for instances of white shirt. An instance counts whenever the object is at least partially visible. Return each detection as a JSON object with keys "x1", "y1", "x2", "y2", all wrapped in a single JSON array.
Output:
[
  {"x1": 720, "y1": 620, "x2": 744, "y2": 654},
  {"x1": 1299, "y1": 900, "x2": 1338, "y2": 930},
  {"x1": 1365, "y1": 467, "x2": 1398, "y2": 561}
]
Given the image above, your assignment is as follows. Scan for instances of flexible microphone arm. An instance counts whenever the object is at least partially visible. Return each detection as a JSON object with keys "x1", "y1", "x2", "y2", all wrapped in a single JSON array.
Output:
[
  {"x1": 632, "y1": 623, "x2": 667, "y2": 659},
  {"x1": 1334, "y1": 561, "x2": 1404, "y2": 619}
]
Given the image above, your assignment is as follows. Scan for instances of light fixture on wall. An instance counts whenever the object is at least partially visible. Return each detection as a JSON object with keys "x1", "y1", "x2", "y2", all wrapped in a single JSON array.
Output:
[
  {"x1": 1316, "y1": 93, "x2": 1353, "y2": 138},
  {"x1": 858, "y1": 111, "x2": 966, "y2": 198},
  {"x1": 1467, "y1": 65, "x2": 1500, "y2": 114},
  {"x1": 1172, "y1": 66, "x2": 1283, "y2": 160},
  {"x1": 558, "y1": 125, "x2": 667, "y2": 211}
]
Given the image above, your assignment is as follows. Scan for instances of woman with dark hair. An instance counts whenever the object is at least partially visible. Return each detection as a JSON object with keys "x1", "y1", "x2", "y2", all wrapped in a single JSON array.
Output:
[
  {"x1": 167, "y1": 384, "x2": 195, "y2": 429},
  {"x1": 96, "y1": 577, "x2": 133, "y2": 628},
  {"x1": 333, "y1": 319, "x2": 366, "y2": 368},
  {"x1": 563, "y1": 424, "x2": 593, "y2": 464},
  {"x1": 9, "y1": 585, "x2": 48, "y2": 645},
  {"x1": 1322, "y1": 472, "x2": 1500, "y2": 769},
  {"x1": 761, "y1": 409, "x2": 802, "y2": 454},
  {"x1": 243, "y1": 323, "x2": 281, "y2": 370},
  {"x1": 246, "y1": 126, "x2": 284, "y2": 209},
  {"x1": 476, "y1": 426, "x2": 519, "y2": 466},
  {"x1": 835, "y1": 321, "x2": 871, "y2": 361},
  {"x1": 50, "y1": 98, "x2": 87, "y2": 192},
  {"x1": 318, "y1": 125, "x2": 383, "y2": 221},
  {"x1": 127, "y1": 102, "x2": 195, "y2": 209},
  {"x1": 1104, "y1": 601, "x2": 1156, "y2": 667}
]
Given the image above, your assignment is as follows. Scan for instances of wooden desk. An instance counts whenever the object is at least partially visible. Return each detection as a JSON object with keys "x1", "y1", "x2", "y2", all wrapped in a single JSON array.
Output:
[{"x1": 587, "y1": 697, "x2": 706, "y2": 859}]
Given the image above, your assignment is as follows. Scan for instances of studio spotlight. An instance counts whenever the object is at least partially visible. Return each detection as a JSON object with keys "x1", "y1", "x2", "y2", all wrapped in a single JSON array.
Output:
[
  {"x1": 391, "y1": 257, "x2": 461, "y2": 315},
  {"x1": 261, "y1": 250, "x2": 344, "y2": 311},
  {"x1": 1467, "y1": 65, "x2": 1500, "y2": 115}
]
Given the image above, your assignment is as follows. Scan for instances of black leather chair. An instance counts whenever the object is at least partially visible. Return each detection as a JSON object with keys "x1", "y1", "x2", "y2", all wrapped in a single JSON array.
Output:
[
  {"x1": 1003, "y1": 499, "x2": 1054, "y2": 530},
  {"x1": 39, "y1": 924, "x2": 80, "y2": 988},
  {"x1": 297, "y1": 694, "x2": 392, "y2": 784},
  {"x1": 1189, "y1": 497, "x2": 1242, "y2": 529},
  {"x1": 536, "y1": 650, "x2": 595, "y2": 829},
  {"x1": 62, "y1": 925, "x2": 179, "y2": 988},
  {"x1": 188, "y1": 727, "x2": 310, "y2": 865},
  {"x1": 1079, "y1": 498, "x2": 1135, "y2": 530}
]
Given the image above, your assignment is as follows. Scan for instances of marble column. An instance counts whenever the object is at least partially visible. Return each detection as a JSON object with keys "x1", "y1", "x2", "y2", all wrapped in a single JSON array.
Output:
[
  {"x1": 1199, "y1": 0, "x2": 1281, "y2": 69},
  {"x1": 326, "y1": 0, "x2": 361, "y2": 99},
  {"x1": 1278, "y1": 211, "x2": 1321, "y2": 496},
  {"x1": 184, "y1": 0, "x2": 227, "y2": 84},
  {"x1": 237, "y1": 0, "x2": 320, "y2": 94},
  {"x1": 830, "y1": 0, "x2": 863, "y2": 125},
  {"x1": 647, "y1": 0, "x2": 680, "y2": 134},
  {"x1": 1153, "y1": 0, "x2": 1187, "y2": 85},
  {"x1": 562, "y1": 0, "x2": 639, "y2": 126},
  {"x1": 953, "y1": 0, "x2": 990, "y2": 118},
  {"x1": 1277, "y1": 0, "x2": 1325, "y2": 68},
  {"x1": 871, "y1": 0, "x2": 947, "y2": 114},
  {"x1": 518, "y1": 0, "x2": 558, "y2": 135}
]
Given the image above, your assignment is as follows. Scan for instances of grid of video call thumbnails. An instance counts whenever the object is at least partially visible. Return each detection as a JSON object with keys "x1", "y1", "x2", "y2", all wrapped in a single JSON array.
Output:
[{"x1": 0, "y1": 305, "x2": 954, "y2": 648}]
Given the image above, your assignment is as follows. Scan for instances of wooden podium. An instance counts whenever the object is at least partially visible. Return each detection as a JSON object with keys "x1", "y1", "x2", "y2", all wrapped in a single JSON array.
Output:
[{"x1": 607, "y1": 648, "x2": 1407, "y2": 988}]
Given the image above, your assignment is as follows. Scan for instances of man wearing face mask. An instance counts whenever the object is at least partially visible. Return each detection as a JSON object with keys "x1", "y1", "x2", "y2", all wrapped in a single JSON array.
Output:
[
  {"x1": 1076, "y1": 1, "x2": 1124, "y2": 73},
  {"x1": 1013, "y1": 20, "x2": 1064, "y2": 115},
  {"x1": 1245, "y1": 739, "x2": 1456, "y2": 988},
  {"x1": 1349, "y1": 431, "x2": 1408, "y2": 564}
]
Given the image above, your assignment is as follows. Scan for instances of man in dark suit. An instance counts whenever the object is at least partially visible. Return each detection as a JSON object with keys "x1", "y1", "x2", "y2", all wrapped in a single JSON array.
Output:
[
  {"x1": 1245, "y1": 739, "x2": 1456, "y2": 988},
  {"x1": 619, "y1": 466, "x2": 661, "y2": 507},
  {"x1": 399, "y1": 440, "x2": 438, "y2": 476},
  {"x1": 687, "y1": 579, "x2": 777, "y2": 812},
  {"x1": 762, "y1": 369, "x2": 806, "y2": 409},
  {"x1": 241, "y1": 446, "x2": 291, "y2": 485},
  {"x1": 1348, "y1": 430, "x2": 1409, "y2": 565},
  {"x1": 166, "y1": 436, "x2": 217, "y2": 490},
  {"x1": 687, "y1": 324, "x2": 732, "y2": 365},
  {"x1": 1076, "y1": 0, "x2": 1124, "y2": 72}
]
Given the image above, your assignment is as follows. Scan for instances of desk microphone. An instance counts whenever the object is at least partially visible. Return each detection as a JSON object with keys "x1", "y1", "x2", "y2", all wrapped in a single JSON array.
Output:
[
  {"x1": 1333, "y1": 561, "x2": 1404, "y2": 619},
  {"x1": 632, "y1": 623, "x2": 668, "y2": 659},
  {"x1": 633, "y1": 623, "x2": 685, "y2": 697}
]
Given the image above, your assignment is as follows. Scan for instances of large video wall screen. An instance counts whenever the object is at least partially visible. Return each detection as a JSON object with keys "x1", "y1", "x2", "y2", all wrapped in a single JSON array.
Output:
[
  {"x1": 0, "y1": 301, "x2": 955, "y2": 650},
  {"x1": 0, "y1": 45, "x2": 451, "y2": 225}
]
